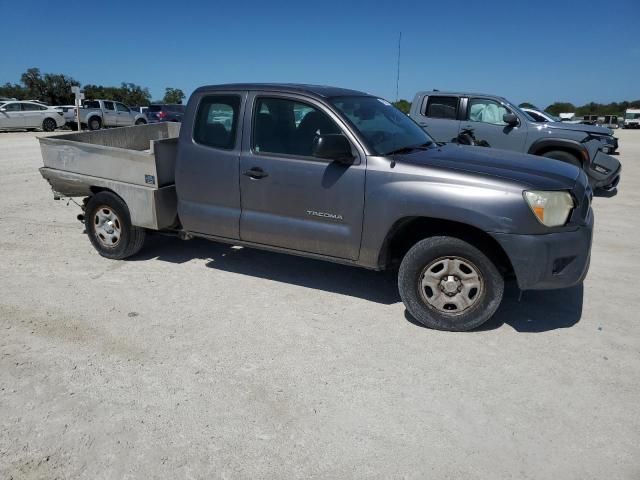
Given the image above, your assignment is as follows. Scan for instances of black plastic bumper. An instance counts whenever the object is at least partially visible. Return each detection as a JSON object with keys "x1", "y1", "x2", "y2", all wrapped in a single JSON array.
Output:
[
  {"x1": 491, "y1": 211, "x2": 593, "y2": 290},
  {"x1": 588, "y1": 151, "x2": 621, "y2": 190}
]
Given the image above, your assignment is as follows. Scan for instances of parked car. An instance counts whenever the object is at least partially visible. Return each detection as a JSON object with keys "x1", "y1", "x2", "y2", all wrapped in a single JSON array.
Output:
[
  {"x1": 146, "y1": 104, "x2": 185, "y2": 123},
  {"x1": 623, "y1": 109, "x2": 640, "y2": 129},
  {"x1": 0, "y1": 100, "x2": 65, "y2": 131},
  {"x1": 75, "y1": 100, "x2": 147, "y2": 130},
  {"x1": 39, "y1": 83, "x2": 594, "y2": 332},
  {"x1": 521, "y1": 107, "x2": 619, "y2": 153},
  {"x1": 409, "y1": 91, "x2": 621, "y2": 191}
]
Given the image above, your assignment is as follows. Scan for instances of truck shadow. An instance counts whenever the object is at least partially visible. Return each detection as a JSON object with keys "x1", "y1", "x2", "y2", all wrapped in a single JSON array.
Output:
[
  {"x1": 135, "y1": 235, "x2": 583, "y2": 331},
  {"x1": 405, "y1": 283, "x2": 583, "y2": 332},
  {"x1": 134, "y1": 235, "x2": 400, "y2": 304}
]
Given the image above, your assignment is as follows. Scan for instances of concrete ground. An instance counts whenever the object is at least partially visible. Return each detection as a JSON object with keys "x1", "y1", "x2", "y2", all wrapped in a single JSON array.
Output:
[{"x1": 1, "y1": 129, "x2": 639, "y2": 479}]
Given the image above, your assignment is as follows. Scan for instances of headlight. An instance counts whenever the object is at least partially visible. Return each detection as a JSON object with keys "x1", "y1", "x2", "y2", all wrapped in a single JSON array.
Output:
[{"x1": 524, "y1": 190, "x2": 574, "y2": 227}]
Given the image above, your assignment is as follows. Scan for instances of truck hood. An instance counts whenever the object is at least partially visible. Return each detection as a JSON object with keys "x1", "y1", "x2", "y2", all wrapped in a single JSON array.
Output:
[
  {"x1": 399, "y1": 144, "x2": 580, "y2": 190},
  {"x1": 539, "y1": 121, "x2": 613, "y2": 136}
]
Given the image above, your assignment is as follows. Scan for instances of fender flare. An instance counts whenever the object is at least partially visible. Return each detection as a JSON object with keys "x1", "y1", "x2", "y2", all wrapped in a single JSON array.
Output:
[{"x1": 527, "y1": 137, "x2": 589, "y2": 164}]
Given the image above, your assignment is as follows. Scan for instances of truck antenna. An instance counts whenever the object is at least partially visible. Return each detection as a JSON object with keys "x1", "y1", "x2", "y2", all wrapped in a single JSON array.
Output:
[{"x1": 395, "y1": 31, "x2": 402, "y2": 103}]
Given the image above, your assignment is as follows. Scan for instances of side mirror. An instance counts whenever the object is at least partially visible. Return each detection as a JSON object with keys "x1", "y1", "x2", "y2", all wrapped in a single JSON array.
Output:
[
  {"x1": 503, "y1": 113, "x2": 518, "y2": 126},
  {"x1": 312, "y1": 134, "x2": 354, "y2": 164}
]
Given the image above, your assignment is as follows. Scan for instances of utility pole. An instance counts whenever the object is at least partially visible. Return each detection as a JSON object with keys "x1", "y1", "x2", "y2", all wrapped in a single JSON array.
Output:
[{"x1": 395, "y1": 31, "x2": 402, "y2": 103}]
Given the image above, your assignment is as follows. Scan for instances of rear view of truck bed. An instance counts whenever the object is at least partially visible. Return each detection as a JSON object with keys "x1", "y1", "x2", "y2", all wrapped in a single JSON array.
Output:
[{"x1": 39, "y1": 123, "x2": 180, "y2": 230}]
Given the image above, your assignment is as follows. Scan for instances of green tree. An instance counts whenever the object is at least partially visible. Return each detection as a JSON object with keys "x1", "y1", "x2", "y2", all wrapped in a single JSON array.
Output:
[
  {"x1": 0, "y1": 82, "x2": 26, "y2": 99},
  {"x1": 392, "y1": 99, "x2": 411, "y2": 114},
  {"x1": 518, "y1": 102, "x2": 537, "y2": 109},
  {"x1": 162, "y1": 87, "x2": 185, "y2": 104},
  {"x1": 17, "y1": 67, "x2": 79, "y2": 104},
  {"x1": 545, "y1": 102, "x2": 576, "y2": 116},
  {"x1": 83, "y1": 82, "x2": 151, "y2": 106}
]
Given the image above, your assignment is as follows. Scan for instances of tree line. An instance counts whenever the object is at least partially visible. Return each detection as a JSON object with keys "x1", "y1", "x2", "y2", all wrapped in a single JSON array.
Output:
[{"x1": 0, "y1": 68, "x2": 185, "y2": 106}]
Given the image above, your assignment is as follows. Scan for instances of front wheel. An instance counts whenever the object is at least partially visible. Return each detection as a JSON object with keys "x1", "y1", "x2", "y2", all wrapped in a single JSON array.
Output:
[
  {"x1": 88, "y1": 117, "x2": 102, "y2": 131},
  {"x1": 42, "y1": 117, "x2": 57, "y2": 132},
  {"x1": 85, "y1": 192, "x2": 146, "y2": 259},
  {"x1": 398, "y1": 236, "x2": 504, "y2": 331}
]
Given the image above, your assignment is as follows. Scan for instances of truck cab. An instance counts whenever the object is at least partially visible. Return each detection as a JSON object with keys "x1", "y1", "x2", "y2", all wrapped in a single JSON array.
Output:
[{"x1": 623, "y1": 108, "x2": 640, "y2": 129}]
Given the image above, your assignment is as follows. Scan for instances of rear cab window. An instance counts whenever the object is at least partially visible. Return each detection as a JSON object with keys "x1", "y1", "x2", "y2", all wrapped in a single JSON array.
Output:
[
  {"x1": 424, "y1": 96, "x2": 459, "y2": 119},
  {"x1": 193, "y1": 95, "x2": 241, "y2": 150}
]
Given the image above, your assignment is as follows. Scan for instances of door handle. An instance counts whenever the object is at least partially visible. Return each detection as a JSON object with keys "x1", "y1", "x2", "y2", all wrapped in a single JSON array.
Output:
[{"x1": 243, "y1": 167, "x2": 268, "y2": 179}]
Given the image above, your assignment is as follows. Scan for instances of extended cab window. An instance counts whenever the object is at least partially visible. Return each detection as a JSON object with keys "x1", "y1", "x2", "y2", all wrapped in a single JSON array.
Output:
[
  {"x1": 115, "y1": 103, "x2": 129, "y2": 112},
  {"x1": 252, "y1": 97, "x2": 340, "y2": 157},
  {"x1": 194, "y1": 95, "x2": 240, "y2": 150},
  {"x1": 425, "y1": 96, "x2": 458, "y2": 119},
  {"x1": 103, "y1": 101, "x2": 115, "y2": 111},
  {"x1": 468, "y1": 98, "x2": 510, "y2": 126}
]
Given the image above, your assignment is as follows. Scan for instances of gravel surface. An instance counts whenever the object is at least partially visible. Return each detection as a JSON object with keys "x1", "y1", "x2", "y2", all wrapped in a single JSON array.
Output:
[{"x1": 1, "y1": 129, "x2": 639, "y2": 479}]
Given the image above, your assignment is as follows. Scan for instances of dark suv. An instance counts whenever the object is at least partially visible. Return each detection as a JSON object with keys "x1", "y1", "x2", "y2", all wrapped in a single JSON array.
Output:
[{"x1": 146, "y1": 104, "x2": 185, "y2": 123}]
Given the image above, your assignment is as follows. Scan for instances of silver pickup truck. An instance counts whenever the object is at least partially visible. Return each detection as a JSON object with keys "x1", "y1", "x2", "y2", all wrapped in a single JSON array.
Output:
[
  {"x1": 75, "y1": 99, "x2": 148, "y2": 130},
  {"x1": 38, "y1": 83, "x2": 594, "y2": 332}
]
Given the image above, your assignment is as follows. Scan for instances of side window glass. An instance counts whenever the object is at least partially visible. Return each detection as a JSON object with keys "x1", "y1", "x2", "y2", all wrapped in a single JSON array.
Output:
[
  {"x1": 252, "y1": 97, "x2": 340, "y2": 157},
  {"x1": 425, "y1": 96, "x2": 458, "y2": 119},
  {"x1": 5, "y1": 103, "x2": 22, "y2": 111},
  {"x1": 22, "y1": 103, "x2": 38, "y2": 111},
  {"x1": 468, "y1": 98, "x2": 509, "y2": 125},
  {"x1": 103, "y1": 101, "x2": 115, "y2": 111},
  {"x1": 115, "y1": 103, "x2": 129, "y2": 112},
  {"x1": 193, "y1": 95, "x2": 240, "y2": 150}
]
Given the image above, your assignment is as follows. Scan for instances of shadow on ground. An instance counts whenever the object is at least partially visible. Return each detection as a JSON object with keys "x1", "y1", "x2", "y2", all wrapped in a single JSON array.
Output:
[{"x1": 134, "y1": 235, "x2": 583, "y2": 331}]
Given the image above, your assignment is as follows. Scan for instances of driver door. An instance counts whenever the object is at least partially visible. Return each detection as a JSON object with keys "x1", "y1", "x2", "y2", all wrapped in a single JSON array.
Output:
[
  {"x1": 239, "y1": 93, "x2": 366, "y2": 260},
  {"x1": 115, "y1": 102, "x2": 133, "y2": 126},
  {"x1": 460, "y1": 97, "x2": 528, "y2": 152}
]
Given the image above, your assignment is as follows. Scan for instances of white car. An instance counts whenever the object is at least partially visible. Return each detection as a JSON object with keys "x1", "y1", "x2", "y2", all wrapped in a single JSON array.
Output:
[{"x1": 0, "y1": 101, "x2": 66, "y2": 132}]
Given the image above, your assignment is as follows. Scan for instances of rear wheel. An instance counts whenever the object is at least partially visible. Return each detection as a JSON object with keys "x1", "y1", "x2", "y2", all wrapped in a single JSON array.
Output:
[
  {"x1": 85, "y1": 192, "x2": 146, "y2": 259},
  {"x1": 398, "y1": 236, "x2": 504, "y2": 331},
  {"x1": 541, "y1": 150, "x2": 581, "y2": 168},
  {"x1": 88, "y1": 117, "x2": 102, "y2": 131},
  {"x1": 135, "y1": 119, "x2": 146, "y2": 125},
  {"x1": 42, "y1": 117, "x2": 57, "y2": 132}
]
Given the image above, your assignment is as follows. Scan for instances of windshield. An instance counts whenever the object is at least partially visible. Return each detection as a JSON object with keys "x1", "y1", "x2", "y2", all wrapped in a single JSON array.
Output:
[
  {"x1": 330, "y1": 96, "x2": 433, "y2": 155},
  {"x1": 625, "y1": 112, "x2": 640, "y2": 119}
]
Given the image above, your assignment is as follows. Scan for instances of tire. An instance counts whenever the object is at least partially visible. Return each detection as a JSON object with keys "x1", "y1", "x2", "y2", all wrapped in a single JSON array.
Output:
[
  {"x1": 84, "y1": 192, "x2": 146, "y2": 259},
  {"x1": 88, "y1": 117, "x2": 102, "y2": 131},
  {"x1": 135, "y1": 119, "x2": 146, "y2": 125},
  {"x1": 42, "y1": 117, "x2": 57, "y2": 132},
  {"x1": 398, "y1": 236, "x2": 504, "y2": 331},
  {"x1": 541, "y1": 150, "x2": 581, "y2": 168}
]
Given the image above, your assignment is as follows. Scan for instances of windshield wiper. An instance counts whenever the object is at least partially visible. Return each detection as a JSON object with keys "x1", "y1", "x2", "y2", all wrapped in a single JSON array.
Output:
[{"x1": 383, "y1": 141, "x2": 433, "y2": 156}]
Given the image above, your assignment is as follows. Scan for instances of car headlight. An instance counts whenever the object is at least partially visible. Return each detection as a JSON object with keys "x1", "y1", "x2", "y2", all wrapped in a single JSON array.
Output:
[{"x1": 524, "y1": 190, "x2": 574, "y2": 227}]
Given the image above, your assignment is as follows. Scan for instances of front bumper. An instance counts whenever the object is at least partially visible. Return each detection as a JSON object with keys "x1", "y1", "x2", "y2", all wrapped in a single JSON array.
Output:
[
  {"x1": 588, "y1": 150, "x2": 621, "y2": 191},
  {"x1": 491, "y1": 210, "x2": 593, "y2": 290}
]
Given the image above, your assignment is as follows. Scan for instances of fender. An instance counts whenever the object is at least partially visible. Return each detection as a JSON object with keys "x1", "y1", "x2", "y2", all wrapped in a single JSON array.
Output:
[{"x1": 527, "y1": 137, "x2": 589, "y2": 164}]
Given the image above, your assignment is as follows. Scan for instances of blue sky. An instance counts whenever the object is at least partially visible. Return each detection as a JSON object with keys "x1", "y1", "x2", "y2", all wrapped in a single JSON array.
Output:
[{"x1": 1, "y1": 0, "x2": 638, "y2": 108}]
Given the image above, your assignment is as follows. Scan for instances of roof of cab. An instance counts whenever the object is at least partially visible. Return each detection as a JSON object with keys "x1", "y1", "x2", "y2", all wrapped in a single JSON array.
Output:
[
  {"x1": 415, "y1": 90, "x2": 507, "y2": 101},
  {"x1": 193, "y1": 83, "x2": 370, "y2": 98}
]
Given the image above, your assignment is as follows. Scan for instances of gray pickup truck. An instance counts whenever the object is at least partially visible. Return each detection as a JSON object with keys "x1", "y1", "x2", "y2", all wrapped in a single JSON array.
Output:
[
  {"x1": 409, "y1": 91, "x2": 621, "y2": 191},
  {"x1": 38, "y1": 84, "x2": 593, "y2": 332},
  {"x1": 76, "y1": 99, "x2": 148, "y2": 130}
]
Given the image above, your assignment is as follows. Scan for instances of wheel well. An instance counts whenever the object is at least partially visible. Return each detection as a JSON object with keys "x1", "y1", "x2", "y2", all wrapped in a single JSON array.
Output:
[
  {"x1": 531, "y1": 145, "x2": 586, "y2": 165},
  {"x1": 380, "y1": 217, "x2": 514, "y2": 276}
]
